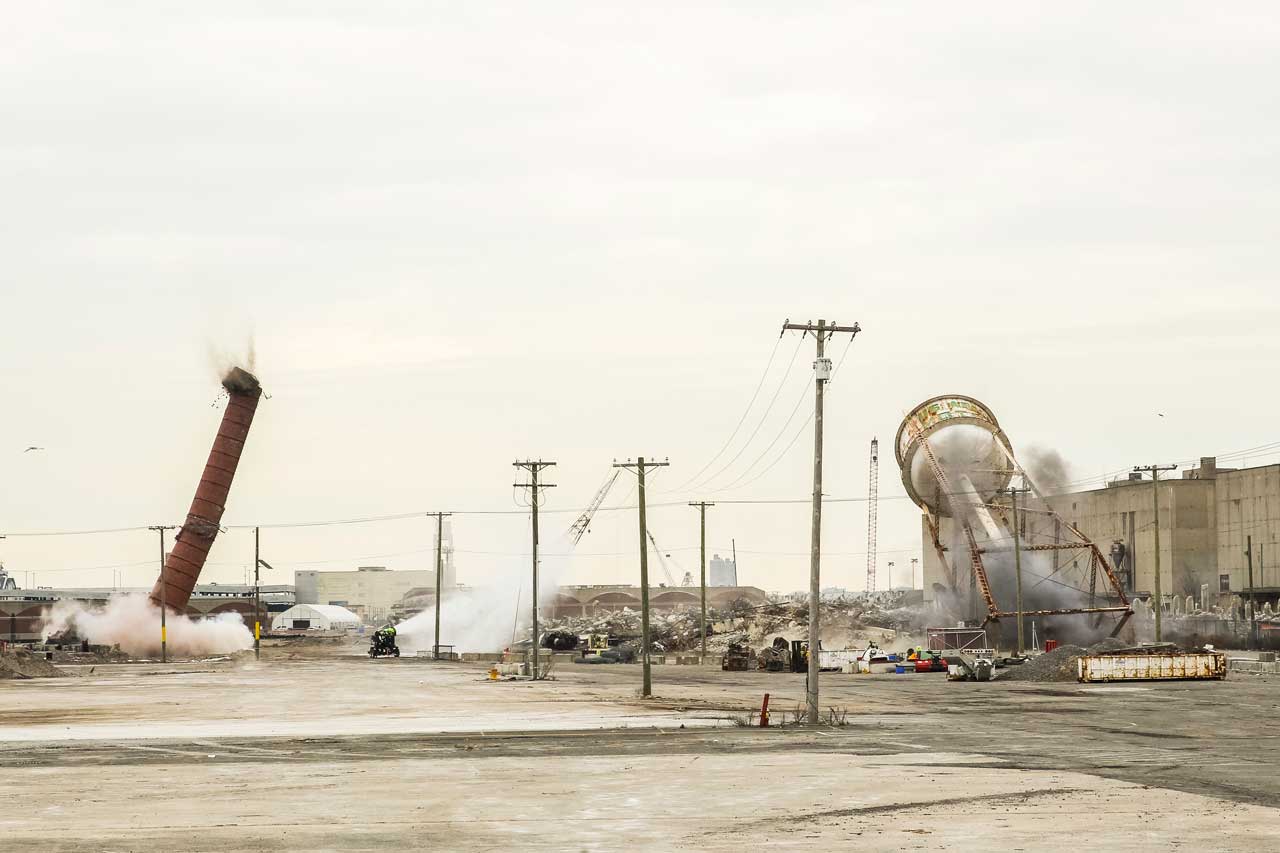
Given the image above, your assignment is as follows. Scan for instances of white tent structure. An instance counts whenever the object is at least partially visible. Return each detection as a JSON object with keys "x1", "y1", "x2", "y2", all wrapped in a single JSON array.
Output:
[{"x1": 271, "y1": 604, "x2": 361, "y2": 632}]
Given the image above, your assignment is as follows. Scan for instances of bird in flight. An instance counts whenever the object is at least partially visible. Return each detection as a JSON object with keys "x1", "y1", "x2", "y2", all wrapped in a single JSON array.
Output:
[{"x1": 23, "y1": 446, "x2": 44, "y2": 453}]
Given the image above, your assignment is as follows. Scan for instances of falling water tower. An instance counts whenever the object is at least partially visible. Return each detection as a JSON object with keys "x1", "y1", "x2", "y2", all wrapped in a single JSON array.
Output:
[{"x1": 895, "y1": 395, "x2": 1131, "y2": 636}]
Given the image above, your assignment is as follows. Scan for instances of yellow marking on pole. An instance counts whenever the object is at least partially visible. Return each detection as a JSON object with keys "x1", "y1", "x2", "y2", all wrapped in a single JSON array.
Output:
[
  {"x1": 161, "y1": 626, "x2": 167, "y2": 643},
  {"x1": 255, "y1": 622, "x2": 260, "y2": 640}
]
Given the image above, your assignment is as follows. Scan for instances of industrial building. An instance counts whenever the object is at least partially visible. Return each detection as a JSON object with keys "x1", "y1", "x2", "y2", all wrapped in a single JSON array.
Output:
[
  {"x1": 0, "y1": 584, "x2": 295, "y2": 642},
  {"x1": 541, "y1": 584, "x2": 767, "y2": 619},
  {"x1": 295, "y1": 566, "x2": 436, "y2": 622},
  {"x1": 920, "y1": 456, "x2": 1280, "y2": 607},
  {"x1": 709, "y1": 554, "x2": 738, "y2": 586}
]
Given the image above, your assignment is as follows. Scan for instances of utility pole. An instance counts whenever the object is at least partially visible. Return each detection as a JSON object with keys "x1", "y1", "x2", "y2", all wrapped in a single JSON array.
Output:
[
  {"x1": 911, "y1": 557, "x2": 919, "y2": 590},
  {"x1": 254, "y1": 527, "x2": 261, "y2": 661},
  {"x1": 148, "y1": 525, "x2": 175, "y2": 663},
  {"x1": 783, "y1": 319, "x2": 861, "y2": 726},
  {"x1": 1246, "y1": 535, "x2": 1258, "y2": 648},
  {"x1": 514, "y1": 461, "x2": 556, "y2": 680},
  {"x1": 999, "y1": 485, "x2": 1031, "y2": 655},
  {"x1": 615, "y1": 457, "x2": 669, "y2": 697},
  {"x1": 866, "y1": 438, "x2": 879, "y2": 593},
  {"x1": 688, "y1": 501, "x2": 715, "y2": 663},
  {"x1": 1134, "y1": 465, "x2": 1176, "y2": 642},
  {"x1": 426, "y1": 512, "x2": 452, "y2": 659}
]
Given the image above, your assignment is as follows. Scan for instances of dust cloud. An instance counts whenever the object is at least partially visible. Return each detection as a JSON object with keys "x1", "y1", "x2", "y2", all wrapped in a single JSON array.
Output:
[
  {"x1": 1023, "y1": 445, "x2": 1073, "y2": 494},
  {"x1": 397, "y1": 534, "x2": 571, "y2": 654},
  {"x1": 41, "y1": 593, "x2": 253, "y2": 657}
]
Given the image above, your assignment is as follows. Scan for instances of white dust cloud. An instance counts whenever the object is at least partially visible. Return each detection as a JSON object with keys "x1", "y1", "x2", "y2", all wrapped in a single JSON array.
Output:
[{"x1": 41, "y1": 593, "x2": 253, "y2": 658}]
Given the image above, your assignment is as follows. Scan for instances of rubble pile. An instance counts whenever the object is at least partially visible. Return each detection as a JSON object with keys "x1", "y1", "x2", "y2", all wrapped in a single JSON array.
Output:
[
  {"x1": 1002, "y1": 638, "x2": 1137, "y2": 683},
  {"x1": 538, "y1": 607, "x2": 719, "y2": 653},
  {"x1": 0, "y1": 647, "x2": 69, "y2": 680},
  {"x1": 536, "y1": 591, "x2": 927, "y2": 655}
]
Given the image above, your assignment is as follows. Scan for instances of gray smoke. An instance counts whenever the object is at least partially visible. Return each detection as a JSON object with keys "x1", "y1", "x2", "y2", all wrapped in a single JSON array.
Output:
[{"x1": 1023, "y1": 446, "x2": 1073, "y2": 495}]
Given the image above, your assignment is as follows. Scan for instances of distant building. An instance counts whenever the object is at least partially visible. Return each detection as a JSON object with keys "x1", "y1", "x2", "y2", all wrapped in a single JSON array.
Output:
[
  {"x1": 542, "y1": 584, "x2": 767, "y2": 619},
  {"x1": 294, "y1": 567, "x2": 434, "y2": 623},
  {"x1": 271, "y1": 603, "x2": 361, "y2": 632},
  {"x1": 920, "y1": 456, "x2": 1280, "y2": 607},
  {"x1": 709, "y1": 554, "x2": 738, "y2": 587},
  {"x1": 0, "y1": 584, "x2": 295, "y2": 642}
]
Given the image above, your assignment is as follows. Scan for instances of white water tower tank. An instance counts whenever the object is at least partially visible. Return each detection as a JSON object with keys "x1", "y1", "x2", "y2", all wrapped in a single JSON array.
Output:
[{"x1": 894, "y1": 395, "x2": 1015, "y2": 517}]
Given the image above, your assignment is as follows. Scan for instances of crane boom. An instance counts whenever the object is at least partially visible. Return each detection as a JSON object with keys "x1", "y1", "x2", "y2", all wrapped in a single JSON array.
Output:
[
  {"x1": 567, "y1": 470, "x2": 621, "y2": 546},
  {"x1": 645, "y1": 529, "x2": 678, "y2": 586}
]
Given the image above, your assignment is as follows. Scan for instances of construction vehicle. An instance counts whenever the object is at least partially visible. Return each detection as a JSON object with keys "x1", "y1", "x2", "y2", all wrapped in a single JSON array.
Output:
[
  {"x1": 369, "y1": 625, "x2": 400, "y2": 658},
  {"x1": 579, "y1": 633, "x2": 611, "y2": 655},
  {"x1": 912, "y1": 650, "x2": 948, "y2": 673},
  {"x1": 721, "y1": 641, "x2": 753, "y2": 671}
]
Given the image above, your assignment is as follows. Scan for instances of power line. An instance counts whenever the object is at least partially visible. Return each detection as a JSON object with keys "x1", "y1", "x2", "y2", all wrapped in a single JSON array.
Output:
[
  {"x1": 680, "y1": 335, "x2": 806, "y2": 492},
  {"x1": 713, "y1": 334, "x2": 859, "y2": 493},
  {"x1": 671, "y1": 335, "x2": 784, "y2": 491}
]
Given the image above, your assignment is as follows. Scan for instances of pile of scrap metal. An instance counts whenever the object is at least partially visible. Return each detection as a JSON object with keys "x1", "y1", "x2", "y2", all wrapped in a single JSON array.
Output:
[{"x1": 756, "y1": 637, "x2": 791, "y2": 672}]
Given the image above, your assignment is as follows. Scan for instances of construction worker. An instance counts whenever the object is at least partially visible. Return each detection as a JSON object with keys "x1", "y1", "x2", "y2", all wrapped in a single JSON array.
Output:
[{"x1": 907, "y1": 647, "x2": 919, "y2": 661}]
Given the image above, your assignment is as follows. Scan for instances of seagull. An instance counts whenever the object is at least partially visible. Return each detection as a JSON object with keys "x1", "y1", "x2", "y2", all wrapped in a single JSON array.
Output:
[{"x1": 23, "y1": 446, "x2": 44, "y2": 453}]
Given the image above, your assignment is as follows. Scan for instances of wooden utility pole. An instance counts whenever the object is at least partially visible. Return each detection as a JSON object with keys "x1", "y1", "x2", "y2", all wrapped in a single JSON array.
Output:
[
  {"x1": 514, "y1": 461, "x2": 556, "y2": 680},
  {"x1": 148, "y1": 525, "x2": 176, "y2": 662},
  {"x1": 1246, "y1": 535, "x2": 1258, "y2": 648},
  {"x1": 1134, "y1": 465, "x2": 1176, "y2": 642},
  {"x1": 615, "y1": 457, "x2": 669, "y2": 697},
  {"x1": 426, "y1": 512, "x2": 452, "y2": 659},
  {"x1": 688, "y1": 501, "x2": 715, "y2": 663},
  {"x1": 782, "y1": 318, "x2": 861, "y2": 725},
  {"x1": 254, "y1": 526, "x2": 261, "y2": 661},
  {"x1": 999, "y1": 485, "x2": 1031, "y2": 655}
]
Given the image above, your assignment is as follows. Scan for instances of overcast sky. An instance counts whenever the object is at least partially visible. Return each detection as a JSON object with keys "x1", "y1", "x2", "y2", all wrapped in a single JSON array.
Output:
[{"x1": 3, "y1": 3, "x2": 1279, "y2": 596}]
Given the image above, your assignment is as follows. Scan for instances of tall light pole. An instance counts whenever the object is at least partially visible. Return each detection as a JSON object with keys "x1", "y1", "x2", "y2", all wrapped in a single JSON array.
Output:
[{"x1": 782, "y1": 319, "x2": 861, "y2": 725}]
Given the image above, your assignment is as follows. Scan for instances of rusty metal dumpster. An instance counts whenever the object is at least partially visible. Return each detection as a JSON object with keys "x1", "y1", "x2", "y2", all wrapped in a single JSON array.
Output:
[{"x1": 1077, "y1": 652, "x2": 1226, "y2": 683}]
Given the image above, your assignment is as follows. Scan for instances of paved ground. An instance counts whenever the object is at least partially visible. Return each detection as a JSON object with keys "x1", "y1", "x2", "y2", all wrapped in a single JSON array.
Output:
[{"x1": 3, "y1": 647, "x2": 1279, "y2": 851}]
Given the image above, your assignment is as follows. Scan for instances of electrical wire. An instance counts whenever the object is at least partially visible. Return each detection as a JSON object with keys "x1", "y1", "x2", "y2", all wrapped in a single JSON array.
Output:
[
  {"x1": 670, "y1": 335, "x2": 785, "y2": 491},
  {"x1": 679, "y1": 335, "x2": 807, "y2": 492},
  {"x1": 713, "y1": 334, "x2": 859, "y2": 493}
]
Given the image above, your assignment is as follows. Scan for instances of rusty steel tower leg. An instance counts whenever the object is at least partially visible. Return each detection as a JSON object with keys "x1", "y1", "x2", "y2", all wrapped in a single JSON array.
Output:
[{"x1": 149, "y1": 368, "x2": 262, "y2": 612}]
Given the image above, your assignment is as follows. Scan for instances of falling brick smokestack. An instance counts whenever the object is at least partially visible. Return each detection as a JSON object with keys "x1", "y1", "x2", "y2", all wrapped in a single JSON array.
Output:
[{"x1": 149, "y1": 367, "x2": 263, "y2": 612}]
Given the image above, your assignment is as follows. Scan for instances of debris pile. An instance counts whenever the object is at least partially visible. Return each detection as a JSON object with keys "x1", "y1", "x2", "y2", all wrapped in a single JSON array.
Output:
[
  {"x1": 1001, "y1": 638, "x2": 1141, "y2": 683},
  {"x1": 0, "y1": 647, "x2": 69, "y2": 680},
  {"x1": 535, "y1": 591, "x2": 925, "y2": 654}
]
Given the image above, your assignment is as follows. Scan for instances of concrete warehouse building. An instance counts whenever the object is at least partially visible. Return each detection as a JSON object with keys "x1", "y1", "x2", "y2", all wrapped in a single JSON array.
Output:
[
  {"x1": 295, "y1": 567, "x2": 435, "y2": 623},
  {"x1": 921, "y1": 456, "x2": 1280, "y2": 607}
]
